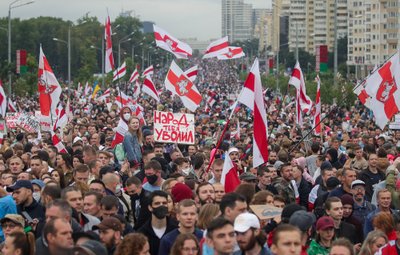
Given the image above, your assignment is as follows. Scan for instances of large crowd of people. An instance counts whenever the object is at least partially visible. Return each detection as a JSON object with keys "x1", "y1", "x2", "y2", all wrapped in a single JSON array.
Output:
[{"x1": 0, "y1": 57, "x2": 400, "y2": 255}]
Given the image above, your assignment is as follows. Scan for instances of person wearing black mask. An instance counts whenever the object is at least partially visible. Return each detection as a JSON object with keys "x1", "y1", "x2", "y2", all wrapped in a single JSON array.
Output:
[
  {"x1": 142, "y1": 160, "x2": 165, "y2": 192},
  {"x1": 125, "y1": 176, "x2": 151, "y2": 230},
  {"x1": 138, "y1": 190, "x2": 177, "y2": 255}
]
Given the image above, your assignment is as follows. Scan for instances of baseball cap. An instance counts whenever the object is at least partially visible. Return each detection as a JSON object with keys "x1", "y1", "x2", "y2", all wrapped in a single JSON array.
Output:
[
  {"x1": 228, "y1": 147, "x2": 239, "y2": 155},
  {"x1": 31, "y1": 179, "x2": 45, "y2": 189},
  {"x1": 92, "y1": 217, "x2": 122, "y2": 232},
  {"x1": 234, "y1": 213, "x2": 260, "y2": 232},
  {"x1": 239, "y1": 172, "x2": 257, "y2": 182},
  {"x1": 6, "y1": 180, "x2": 33, "y2": 192},
  {"x1": 316, "y1": 216, "x2": 335, "y2": 231},
  {"x1": 0, "y1": 214, "x2": 25, "y2": 227},
  {"x1": 74, "y1": 240, "x2": 107, "y2": 255},
  {"x1": 289, "y1": 210, "x2": 316, "y2": 232},
  {"x1": 351, "y1": 180, "x2": 366, "y2": 189}
]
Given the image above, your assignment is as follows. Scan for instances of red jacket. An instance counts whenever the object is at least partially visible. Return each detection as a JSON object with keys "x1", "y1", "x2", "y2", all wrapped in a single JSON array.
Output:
[{"x1": 376, "y1": 240, "x2": 399, "y2": 255}]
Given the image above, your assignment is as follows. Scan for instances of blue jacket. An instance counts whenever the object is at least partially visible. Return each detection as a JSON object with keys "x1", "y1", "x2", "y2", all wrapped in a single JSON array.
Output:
[{"x1": 122, "y1": 132, "x2": 142, "y2": 163}]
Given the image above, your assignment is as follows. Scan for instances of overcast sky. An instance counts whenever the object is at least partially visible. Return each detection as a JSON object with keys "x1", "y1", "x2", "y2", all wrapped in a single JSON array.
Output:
[{"x1": 1, "y1": 0, "x2": 271, "y2": 40}]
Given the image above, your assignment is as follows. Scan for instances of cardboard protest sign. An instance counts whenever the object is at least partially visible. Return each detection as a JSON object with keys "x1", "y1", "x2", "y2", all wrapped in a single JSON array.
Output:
[
  {"x1": 16, "y1": 113, "x2": 40, "y2": 133},
  {"x1": 5, "y1": 113, "x2": 21, "y2": 129},
  {"x1": 153, "y1": 110, "x2": 195, "y2": 144},
  {"x1": 249, "y1": 205, "x2": 283, "y2": 220}
]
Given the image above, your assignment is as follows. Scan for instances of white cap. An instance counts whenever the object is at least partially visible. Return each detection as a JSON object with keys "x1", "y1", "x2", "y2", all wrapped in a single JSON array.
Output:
[
  {"x1": 351, "y1": 180, "x2": 366, "y2": 189},
  {"x1": 228, "y1": 147, "x2": 239, "y2": 155},
  {"x1": 234, "y1": 213, "x2": 260, "y2": 233},
  {"x1": 73, "y1": 136, "x2": 83, "y2": 144}
]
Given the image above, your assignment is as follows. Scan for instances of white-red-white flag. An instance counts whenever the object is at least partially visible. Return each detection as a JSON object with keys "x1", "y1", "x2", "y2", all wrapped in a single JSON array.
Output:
[
  {"x1": 354, "y1": 82, "x2": 371, "y2": 109},
  {"x1": 51, "y1": 132, "x2": 67, "y2": 153},
  {"x1": 38, "y1": 46, "x2": 62, "y2": 130},
  {"x1": 202, "y1": 36, "x2": 229, "y2": 59},
  {"x1": 77, "y1": 82, "x2": 82, "y2": 95},
  {"x1": 115, "y1": 91, "x2": 131, "y2": 109},
  {"x1": 153, "y1": 25, "x2": 192, "y2": 59},
  {"x1": 217, "y1": 46, "x2": 245, "y2": 60},
  {"x1": 97, "y1": 88, "x2": 111, "y2": 102},
  {"x1": 53, "y1": 103, "x2": 67, "y2": 131},
  {"x1": 142, "y1": 65, "x2": 154, "y2": 77},
  {"x1": 288, "y1": 61, "x2": 313, "y2": 113},
  {"x1": 83, "y1": 82, "x2": 91, "y2": 97},
  {"x1": 313, "y1": 76, "x2": 321, "y2": 135},
  {"x1": 133, "y1": 81, "x2": 141, "y2": 98},
  {"x1": 165, "y1": 61, "x2": 202, "y2": 112},
  {"x1": 105, "y1": 16, "x2": 115, "y2": 73},
  {"x1": 0, "y1": 80, "x2": 7, "y2": 117},
  {"x1": 142, "y1": 76, "x2": 160, "y2": 102},
  {"x1": 358, "y1": 52, "x2": 400, "y2": 129},
  {"x1": 220, "y1": 152, "x2": 240, "y2": 193},
  {"x1": 111, "y1": 118, "x2": 128, "y2": 148},
  {"x1": 129, "y1": 103, "x2": 146, "y2": 126},
  {"x1": 237, "y1": 58, "x2": 269, "y2": 168},
  {"x1": 113, "y1": 62, "x2": 127, "y2": 81},
  {"x1": 8, "y1": 100, "x2": 17, "y2": 112},
  {"x1": 184, "y1": 65, "x2": 198, "y2": 82},
  {"x1": 128, "y1": 68, "x2": 139, "y2": 84}
]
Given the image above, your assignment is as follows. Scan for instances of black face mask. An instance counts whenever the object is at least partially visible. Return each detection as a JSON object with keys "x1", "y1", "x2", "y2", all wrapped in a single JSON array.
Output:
[
  {"x1": 146, "y1": 174, "x2": 158, "y2": 185},
  {"x1": 152, "y1": 206, "x2": 168, "y2": 219}
]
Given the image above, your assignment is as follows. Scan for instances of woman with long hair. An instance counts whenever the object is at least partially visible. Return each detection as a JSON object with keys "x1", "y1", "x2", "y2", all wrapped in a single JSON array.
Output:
[
  {"x1": 197, "y1": 204, "x2": 221, "y2": 231},
  {"x1": 50, "y1": 168, "x2": 66, "y2": 189},
  {"x1": 114, "y1": 233, "x2": 150, "y2": 255},
  {"x1": 170, "y1": 233, "x2": 200, "y2": 255},
  {"x1": 122, "y1": 116, "x2": 143, "y2": 165},
  {"x1": 56, "y1": 153, "x2": 73, "y2": 186},
  {"x1": 359, "y1": 230, "x2": 388, "y2": 255},
  {"x1": 372, "y1": 212, "x2": 396, "y2": 241},
  {"x1": 1, "y1": 231, "x2": 35, "y2": 255}
]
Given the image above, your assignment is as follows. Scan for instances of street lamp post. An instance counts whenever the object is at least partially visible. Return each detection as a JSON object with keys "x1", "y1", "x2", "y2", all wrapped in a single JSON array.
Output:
[
  {"x1": 276, "y1": 42, "x2": 290, "y2": 93},
  {"x1": 90, "y1": 45, "x2": 105, "y2": 87},
  {"x1": 132, "y1": 42, "x2": 143, "y2": 63},
  {"x1": 8, "y1": 0, "x2": 34, "y2": 96},
  {"x1": 333, "y1": 0, "x2": 338, "y2": 86},
  {"x1": 118, "y1": 32, "x2": 134, "y2": 67}
]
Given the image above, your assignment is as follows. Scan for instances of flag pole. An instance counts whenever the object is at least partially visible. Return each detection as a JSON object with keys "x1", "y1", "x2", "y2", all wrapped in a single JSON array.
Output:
[{"x1": 205, "y1": 117, "x2": 231, "y2": 173}]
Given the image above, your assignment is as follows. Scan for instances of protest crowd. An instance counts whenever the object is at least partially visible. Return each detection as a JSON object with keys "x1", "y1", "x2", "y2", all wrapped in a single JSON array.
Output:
[{"x1": 1, "y1": 24, "x2": 400, "y2": 255}]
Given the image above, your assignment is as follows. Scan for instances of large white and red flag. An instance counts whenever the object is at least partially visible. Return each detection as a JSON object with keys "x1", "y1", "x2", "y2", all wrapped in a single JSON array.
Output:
[
  {"x1": 237, "y1": 58, "x2": 269, "y2": 168},
  {"x1": 313, "y1": 76, "x2": 321, "y2": 135},
  {"x1": 217, "y1": 46, "x2": 245, "y2": 60},
  {"x1": 128, "y1": 68, "x2": 139, "y2": 84},
  {"x1": 38, "y1": 46, "x2": 62, "y2": 130},
  {"x1": 184, "y1": 65, "x2": 198, "y2": 82},
  {"x1": 142, "y1": 65, "x2": 154, "y2": 77},
  {"x1": 142, "y1": 76, "x2": 160, "y2": 102},
  {"x1": 105, "y1": 16, "x2": 115, "y2": 73},
  {"x1": 113, "y1": 62, "x2": 127, "y2": 81},
  {"x1": 129, "y1": 102, "x2": 146, "y2": 126},
  {"x1": 220, "y1": 152, "x2": 240, "y2": 193},
  {"x1": 0, "y1": 80, "x2": 7, "y2": 117},
  {"x1": 357, "y1": 52, "x2": 400, "y2": 129},
  {"x1": 288, "y1": 61, "x2": 313, "y2": 114},
  {"x1": 153, "y1": 25, "x2": 192, "y2": 59},
  {"x1": 165, "y1": 60, "x2": 202, "y2": 112},
  {"x1": 202, "y1": 36, "x2": 229, "y2": 59},
  {"x1": 51, "y1": 132, "x2": 67, "y2": 153}
]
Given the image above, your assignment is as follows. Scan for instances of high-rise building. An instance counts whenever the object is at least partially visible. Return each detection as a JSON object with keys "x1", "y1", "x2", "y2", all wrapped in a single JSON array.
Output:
[
  {"x1": 253, "y1": 8, "x2": 273, "y2": 53},
  {"x1": 347, "y1": 0, "x2": 399, "y2": 77},
  {"x1": 287, "y1": 0, "x2": 347, "y2": 55},
  {"x1": 221, "y1": 0, "x2": 253, "y2": 42}
]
